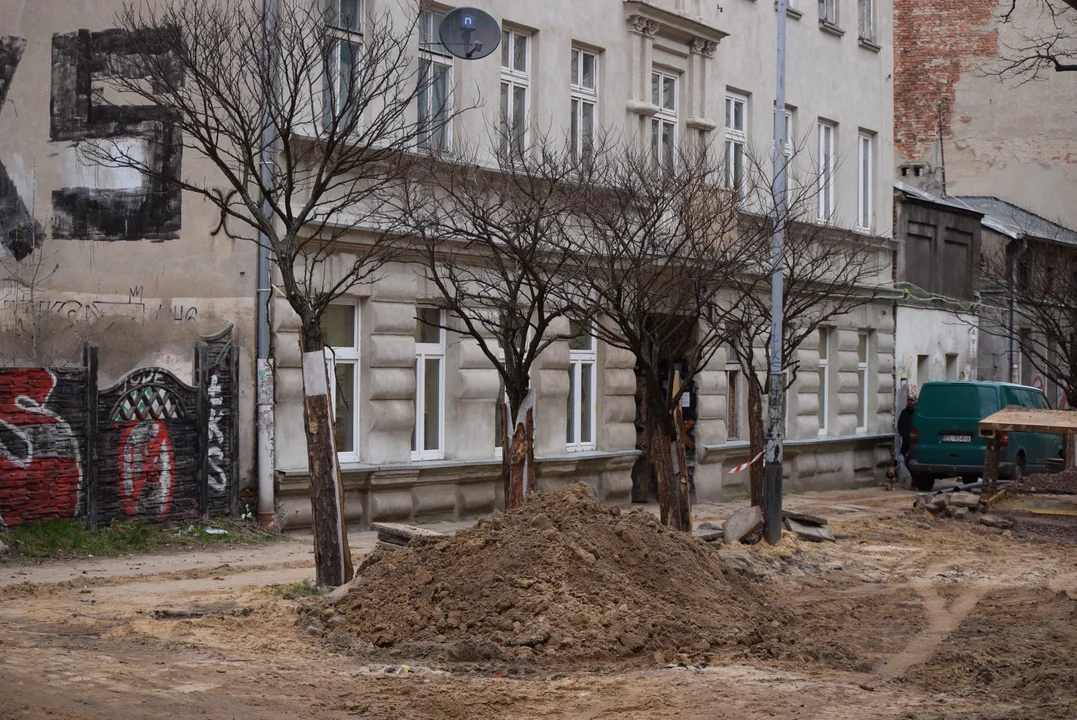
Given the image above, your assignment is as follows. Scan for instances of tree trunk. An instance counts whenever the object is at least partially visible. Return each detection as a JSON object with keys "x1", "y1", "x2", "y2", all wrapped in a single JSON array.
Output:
[
  {"x1": 300, "y1": 347, "x2": 354, "y2": 588},
  {"x1": 500, "y1": 402, "x2": 511, "y2": 507},
  {"x1": 506, "y1": 390, "x2": 537, "y2": 509},
  {"x1": 747, "y1": 377, "x2": 765, "y2": 507},
  {"x1": 673, "y1": 404, "x2": 693, "y2": 532},
  {"x1": 652, "y1": 428, "x2": 691, "y2": 532},
  {"x1": 632, "y1": 392, "x2": 656, "y2": 503}
]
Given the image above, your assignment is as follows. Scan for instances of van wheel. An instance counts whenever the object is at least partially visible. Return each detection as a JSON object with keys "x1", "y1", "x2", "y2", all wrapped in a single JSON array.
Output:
[
  {"x1": 1013, "y1": 455, "x2": 1026, "y2": 483},
  {"x1": 914, "y1": 474, "x2": 935, "y2": 492}
]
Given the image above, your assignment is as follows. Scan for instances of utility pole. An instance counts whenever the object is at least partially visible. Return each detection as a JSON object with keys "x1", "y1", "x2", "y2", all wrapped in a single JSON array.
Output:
[{"x1": 764, "y1": 0, "x2": 788, "y2": 545}]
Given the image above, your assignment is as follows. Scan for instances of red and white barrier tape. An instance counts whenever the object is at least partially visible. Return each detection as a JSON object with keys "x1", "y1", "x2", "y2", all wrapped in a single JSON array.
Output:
[{"x1": 727, "y1": 452, "x2": 763, "y2": 474}]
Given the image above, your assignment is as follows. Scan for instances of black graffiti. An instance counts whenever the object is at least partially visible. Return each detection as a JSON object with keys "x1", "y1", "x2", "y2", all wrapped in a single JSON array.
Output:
[
  {"x1": 0, "y1": 36, "x2": 44, "y2": 261},
  {"x1": 49, "y1": 28, "x2": 182, "y2": 242}
]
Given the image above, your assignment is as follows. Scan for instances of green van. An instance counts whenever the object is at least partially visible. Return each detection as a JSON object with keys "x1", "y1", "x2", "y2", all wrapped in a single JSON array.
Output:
[{"x1": 907, "y1": 381, "x2": 1063, "y2": 491}]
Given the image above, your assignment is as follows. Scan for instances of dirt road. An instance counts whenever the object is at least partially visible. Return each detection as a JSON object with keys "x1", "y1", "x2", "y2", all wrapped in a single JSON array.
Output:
[{"x1": 2, "y1": 487, "x2": 1075, "y2": 719}]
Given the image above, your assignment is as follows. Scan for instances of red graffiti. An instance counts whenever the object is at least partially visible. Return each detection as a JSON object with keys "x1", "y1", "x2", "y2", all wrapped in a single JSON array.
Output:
[
  {"x1": 118, "y1": 420, "x2": 174, "y2": 520},
  {"x1": 0, "y1": 370, "x2": 82, "y2": 529}
]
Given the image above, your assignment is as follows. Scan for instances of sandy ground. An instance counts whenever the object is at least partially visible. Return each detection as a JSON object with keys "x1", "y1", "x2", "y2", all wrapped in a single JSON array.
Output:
[{"x1": 2, "y1": 486, "x2": 1076, "y2": 719}]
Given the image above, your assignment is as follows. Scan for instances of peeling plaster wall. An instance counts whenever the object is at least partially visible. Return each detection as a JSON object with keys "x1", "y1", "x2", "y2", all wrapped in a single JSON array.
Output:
[{"x1": 1, "y1": 1, "x2": 259, "y2": 493}]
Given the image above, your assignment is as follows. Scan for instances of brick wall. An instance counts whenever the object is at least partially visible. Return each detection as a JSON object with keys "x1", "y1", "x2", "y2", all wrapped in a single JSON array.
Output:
[{"x1": 894, "y1": 0, "x2": 997, "y2": 163}]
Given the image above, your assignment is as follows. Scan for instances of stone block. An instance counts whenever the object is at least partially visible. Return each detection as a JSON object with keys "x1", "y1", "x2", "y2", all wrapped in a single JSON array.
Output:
[
  {"x1": 782, "y1": 510, "x2": 828, "y2": 526},
  {"x1": 953, "y1": 506, "x2": 969, "y2": 520},
  {"x1": 723, "y1": 506, "x2": 763, "y2": 544},
  {"x1": 413, "y1": 485, "x2": 458, "y2": 517},
  {"x1": 368, "y1": 491, "x2": 413, "y2": 521},
  {"x1": 950, "y1": 491, "x2": 980, "y2": 508},
  {"x1": 458, "y1": 482, "x2": 497, "y2": 513},
  {"x1": 784, "y1": 518, "x2": 836, "y2": 542}
]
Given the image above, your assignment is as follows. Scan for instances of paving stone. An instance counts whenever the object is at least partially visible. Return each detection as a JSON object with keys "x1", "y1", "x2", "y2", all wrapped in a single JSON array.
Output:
[
  {"x1": 723, "y1": 506, "x2": 763, "y2": 545},
  {"x1": 784, "y1": 518, "x2": 836, "y2": 542},
  {"x1": 953, "y1": 507, "x2": 969, "y2": 520},
  {"x1": 782, "y1": 510, "x2": 828, "y2": 526},
  {"x1": 950, "y1": 492, "x2": 980, "y2": 508},
  {"x1": 979, "y1": 515, "x2": 1015, "y2": 530},
  {"x1": 692, "y1": 527, "x2": 724, "y2": 542},
  {"x1": 933, "y1": 494, "x2": 951, "y2": 508}
]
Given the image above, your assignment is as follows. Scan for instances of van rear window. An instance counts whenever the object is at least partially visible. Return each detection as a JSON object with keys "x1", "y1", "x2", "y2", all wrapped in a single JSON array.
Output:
[{"x1": 918, "y1": 385, "x2": 998, "y2": 419}]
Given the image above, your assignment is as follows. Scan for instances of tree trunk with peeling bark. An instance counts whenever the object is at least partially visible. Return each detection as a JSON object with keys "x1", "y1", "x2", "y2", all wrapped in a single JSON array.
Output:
[
  {"x1": 747, "y1": 377, "x2": 765, "y2": 507},
  {"x1": 505, "y1": 392, "x2": 537, "y2": 509}
]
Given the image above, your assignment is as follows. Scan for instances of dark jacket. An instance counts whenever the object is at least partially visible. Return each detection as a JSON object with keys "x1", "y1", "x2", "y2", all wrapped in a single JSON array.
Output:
[{"x1": 897, "y1": 406, "x2": 916, "y2": 455}]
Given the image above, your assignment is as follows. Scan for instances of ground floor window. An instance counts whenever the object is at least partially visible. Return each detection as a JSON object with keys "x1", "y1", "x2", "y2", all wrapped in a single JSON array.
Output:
[
  {"x1": 567, "y1": 321, "x2": 597, "y2": 451},
  {"x1": 412, "y1": 308, "x2": 445, "y2": 460}
]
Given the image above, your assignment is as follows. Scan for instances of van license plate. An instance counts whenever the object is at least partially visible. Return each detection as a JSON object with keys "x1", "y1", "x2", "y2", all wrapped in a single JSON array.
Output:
[{"x1": 941, "y1": 434, "x2": 972, "y2": 443}]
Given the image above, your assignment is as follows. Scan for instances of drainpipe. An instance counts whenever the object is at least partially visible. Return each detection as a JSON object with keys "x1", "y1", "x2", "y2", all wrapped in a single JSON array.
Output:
[
  {"x1": 1008, "y1": 237, "x2": 1027, "y2": 384},
  {"x1": 256, "y1": 0, "x2": 278, "y2": 528}
]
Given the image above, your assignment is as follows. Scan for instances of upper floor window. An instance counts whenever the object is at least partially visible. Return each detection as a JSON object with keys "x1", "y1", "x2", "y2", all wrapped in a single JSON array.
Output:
[
  {"x1": 500, "y1": 30, "x2": 530, "y2": 157},
  {"x1": 819, "y1": 0, "x2": 837, "y2": 25},
  {"x1": 817, "y1": 120, "x2": 835, "y2": 221},
  {"x1": 817, "y1": 327, "x2": 830, "y2": 436},
  {"x1": 857, "y1": 331, "x2": 870, "y2": 432},
  {"x1": 570, "y1": 47, "x2": 597, "y2": 161},
  {"x1": 567, "y1": 321, "x2": 597, "y2": 451},
  {"x1": 724, "y1": 93, "x2": 748, "y2": 195},
  {"x1": 323, "y1": 303, "x2": 360, "y2": 462},
  {"x1": 857, "y1": 131, "x2": 874, "y2": 231},
  {"x1": 418, "y1": 10, "x2": 452, "y2": 151},
  {"x1": 412, "y1": 308, "x2": 446, "y2": 461},
  {"x1": 651, "y1": 70, "x2": 678, "y2": 171},
  {"x1": 323, "y1": 0, "x2": 363, "y2": 128},
  {"x1": 858, "y1": 0, "x2": 873, "y2": 41}
]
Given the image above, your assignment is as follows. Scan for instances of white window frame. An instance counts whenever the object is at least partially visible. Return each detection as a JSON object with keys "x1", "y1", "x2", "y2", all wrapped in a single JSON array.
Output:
[
  {"x1": 858, "y1": 0, "x2": 873, "y2": 41},
  {"x1": 418, "y1": 10, "x2": 453, "y2": 152},
  {"x1": 820, "y1": 0, "x2": 837, "y2": 24},
  {"x1": 651, "y1": 70, "x2": 678, "y2": 170},
  {"x1": 570, "y1": 47, "x2": 598, "y2": 161},
  {"x1": 500, "y1": 29, "x2": 530, "y2": 157},
  {"x1": 856, "y1": 331, "x2": 869, "y2": 433},
  {"x1": 857, "y1": 131, "x2": 874, "y2": 231},
  {"x1": 725, "y1": 93, "x2": 748, "y2": 195},
  {"x1": 781, "y1": 109, "x2": 794, "y2": 208},
  {"x1": 818, "y1": 327, "x2": 830, "y2": 436},
  {"x1": 567, "y1": 323, "x2": 597, "y2": 452},
  {"x1": 817, "y1": 120, "x2": 835, "y2": 221},
  {"x1": 324, "y1": 0, "x2": 364, "y2": 129},
  {"x1": 324, "y1": 302, "x2": 360, "y2": 463},
  {"x1": 412, "y1": 308, "x2": 446, "y2": 461}
]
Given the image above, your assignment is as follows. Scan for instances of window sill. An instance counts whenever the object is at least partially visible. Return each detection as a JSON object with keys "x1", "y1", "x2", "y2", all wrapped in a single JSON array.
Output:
[
  {"x1": 626, "y1": 99, "x2": 660, "y2": 117},
  {"x1": 773, "y1": 2, "x2": 803, "y2": 19},
  {"x1": 858, "y1": 37, "x2": 882, "y2": 52},
  {"x1": 686, "y1": 117, "x2": 717, "y2": 132},
  {"x1": 566, "y1": 444, "x2": 597, "y2": 454},
  {"x1": 818, "y1": 19, "x2": 845, "y2": 37}
]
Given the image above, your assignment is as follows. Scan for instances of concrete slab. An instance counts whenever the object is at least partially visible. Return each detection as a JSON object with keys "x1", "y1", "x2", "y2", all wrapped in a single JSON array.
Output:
[
  {"x1": 949, "y1": 492, "x2": 981, "y2": 509},
  {"x1": 784, "y1": 518, "x2": 836, "y2": 542},
  {"x1": 723, "y1": 506, "x2": 763, "y2": 544},
  {"x1": 782, "y1": 510, "x2": 828, "y2": 526}
]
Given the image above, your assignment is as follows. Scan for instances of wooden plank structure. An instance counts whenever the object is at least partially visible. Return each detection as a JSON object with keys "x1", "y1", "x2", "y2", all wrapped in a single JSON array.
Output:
[{"x1": 978, "y1": 409, "x2": 1077, "y2": 494}]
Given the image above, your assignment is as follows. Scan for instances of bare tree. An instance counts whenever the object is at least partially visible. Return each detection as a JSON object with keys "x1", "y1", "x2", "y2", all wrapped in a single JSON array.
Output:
[
  {"x1": 573, "y1": 144, "x2": 756, "y2": 531},
  {"x1": 392, "y1": 133, "x2": 589, "y2": 508},
  {"x1": 86, "y1": 0, "x2": 470, "y2": 585},
  {"x1": 726, "y1": 143, "x2": 890, "y2": 506},
  {"x1": 996, "y1": 0, "x2": 1077, "y2": 80},
  {"x1": 979, "y1": 235, "x2": 1077, "y2": 408}
]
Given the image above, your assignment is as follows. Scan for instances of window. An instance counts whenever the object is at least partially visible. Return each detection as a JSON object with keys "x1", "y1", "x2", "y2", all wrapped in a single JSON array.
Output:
[
  {"x1": 819, "y1": 0, "x2": 837, "y2": 24},
  {"x1": 724, "y1": 93, "x2": 748, "y2": 195},
  {"x1": 817, "y1": 120, "x2": 835, "y2": 221},
  {"x1": 857, "y1": 132, "x2": 873, "y2": 230},
  {"x1": 818, "y1": 327, "x2": 830, "y2": 435},
  {"x1": 726, "y1": 370, "x2": 739, "y2": 439},
  {"x1": 418, "y1": 10, "x2": 452, "y2": 151},
  {"x1": 500, "y1": 30, "x2": 530, "y2": 157},
  {"x1": 412, "y1": 308, "x2": 445, "y2": 460},
  {"x1": 917, "y1": 354, "x2": 930, "y2": 386},
  {"x1": 651, "y1": 70, "x2": 678, "y2": 171},
  {"x1": 570, "y1": 47, "x2": 598, "y2": 161},
  {"x1": 856, "y1": 332, "x2": 869, "y2": 432},
  {"x1": 323, "y1": 303, "x2": 360, "y2": 461},
  {"x1": 946, "y1": 353, "x2": 958, "y2": 381},
  {"x1": 858, "y1": 0, "x2": 873, "y2": 40},
  {"x1": 323, "y1": 0, "x2": 363, "y2": 128},
  {"x1": 567, "y1": 321, "x2": 597, "y2": 450},
  {"x1": 779, "y1": 109, "x2": 794, "y2": 208}
]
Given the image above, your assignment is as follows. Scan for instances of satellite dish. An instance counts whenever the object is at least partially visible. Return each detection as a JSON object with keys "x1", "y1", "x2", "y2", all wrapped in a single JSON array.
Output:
[{"x1": 438, "y1": 7, "x2": 501, "y2": 61}]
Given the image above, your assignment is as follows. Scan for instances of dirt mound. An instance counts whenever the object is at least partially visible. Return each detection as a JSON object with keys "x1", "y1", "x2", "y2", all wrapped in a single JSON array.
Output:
[
  {"x1": 324, "y1": 484, "x2": 808, "y2": 667},
  {"x1": 1013, "y1": 467, "x2": 1077, "y2": 495}
]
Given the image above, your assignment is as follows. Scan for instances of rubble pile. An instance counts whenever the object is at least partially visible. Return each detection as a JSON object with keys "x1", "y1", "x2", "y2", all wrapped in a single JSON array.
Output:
[{"x1": 913, "y1": 491, "x2": 1015, "y2": 530}]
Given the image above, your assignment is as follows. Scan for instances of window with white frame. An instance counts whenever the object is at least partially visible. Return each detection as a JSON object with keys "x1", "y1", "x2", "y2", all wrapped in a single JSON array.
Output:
[
  {"x1": 857, "y1": 131, "x2": 873, "y2": 230},
  {"x1": 781, "y1": 109, "x2": 794, "y2": 207},
  {"x1": 856, "y1": 331, "x2": 869, "y2": 432},
  {"x1": 567, "y1": 321, "x2": 597, "y2": 450},
  {"x1": 819, "y1": 0, "x2": 837, "y2": 24},
  {"x1": 817, "y1": 327, "x2": 830, "y2": 436},
  {"x1": 418, "y1": 10, "x2": 452, "y2": 151},
  {"x1": 412, "y1": 308, "x2": 445, "y2": 460},
  {"x1": 323, "y1": 0, "x2": 363, "y2": 128},
  {"x1": 651, "y1": 70, "x2": 678, "y2": 171},
  {"x1": 724, "y1": 93, "x2": 748, "y2": 195},
  {"x1": 323, "y1": 303, "x2": 360, "y2": 461},
  {"x1": 858, "y1": 0, "x2": 873, "y2": 40},
  {"x1": 817, "y1": 120, "x2": 835, "y2": 221},
  {"x1": 500, "y1": 29, "x2": 530, "y2": 157},
  {"x1": 570, "y1": 47, "x2": 597, "y2": 161},
  {"x1": 494, "y1": 345, "x2": 508, "y2": 458}
]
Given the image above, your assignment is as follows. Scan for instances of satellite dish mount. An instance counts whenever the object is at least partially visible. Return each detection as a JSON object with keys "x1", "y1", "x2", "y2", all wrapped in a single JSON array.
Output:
[{"x1": 439, "y1": 7, "x2": 501, "y2": 61}]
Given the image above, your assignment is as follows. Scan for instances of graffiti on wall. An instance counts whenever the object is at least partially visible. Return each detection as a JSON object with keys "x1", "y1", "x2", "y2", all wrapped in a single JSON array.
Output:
[
  {"x1": 0, "y1": 369, "x2": 85, "y2": 530},
  {"x1": 0, "y1": 331, "x2": 239, "y2": 529},
  {"x1": 49, "y1": 28, "x2": 182, "y2": 242},
  {"x1": 0, "y1": 36, "x2": 44, "y2": 261}
]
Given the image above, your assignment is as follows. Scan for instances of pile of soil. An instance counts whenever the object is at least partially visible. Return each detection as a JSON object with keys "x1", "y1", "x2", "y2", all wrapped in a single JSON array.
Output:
[
  {"x1": 1012, "y1": 467, "x2": 1077, "y2": 495},
  {"x1": 321, "y1": 484, "x2": 856, "y2": 667}
]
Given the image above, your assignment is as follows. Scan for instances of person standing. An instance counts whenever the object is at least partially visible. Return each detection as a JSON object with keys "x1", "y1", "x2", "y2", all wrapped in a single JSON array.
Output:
[{"x1": 896, "y1": 393, "x2": 917, "y2": 488}]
